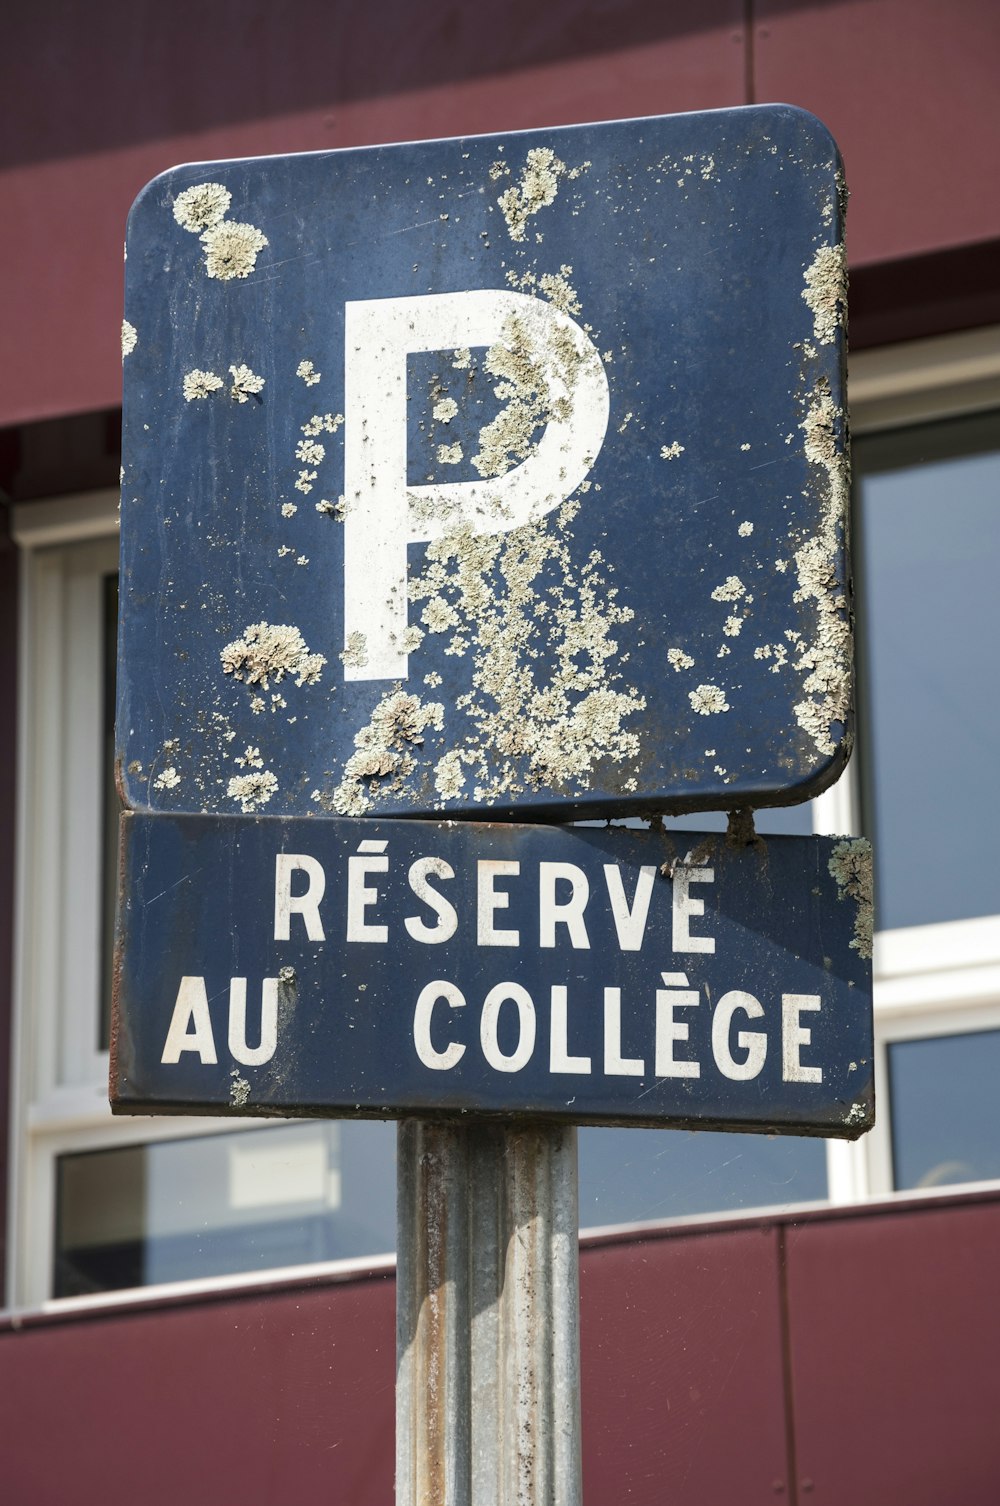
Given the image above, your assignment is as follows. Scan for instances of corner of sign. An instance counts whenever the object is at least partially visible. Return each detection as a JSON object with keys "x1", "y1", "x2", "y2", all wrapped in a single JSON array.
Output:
[
  {"x1": 841, "y1": 1089, "x2": 876, "y2": 1141},
  {"x1": 751, "y1": 103, "x2": 845, "y2": 178}
]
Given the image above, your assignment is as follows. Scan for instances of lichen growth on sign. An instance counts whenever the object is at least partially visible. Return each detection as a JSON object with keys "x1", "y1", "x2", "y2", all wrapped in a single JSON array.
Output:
[
  {"x1": 173, "y1": 182, "x2": 232, "y2": 233},
  {"x1": 470, "y1": 309, "x2": 580, "y2": 480},
  {"x1": 201, "y1": 220, "x2": 269, "y2": 280},
  {"x1": 121, "y1": 320, "x2": 138, "y2": 358},
  {"x1": 183, "y1": 369, "x2": 224, "y2": 400},
  {"x1": 802, "y1": 243, "x2": 847, "y2": 346},
  {"x1": 221, "y1": 622, "x2": 326, "y2": 690},
  {"x1": 828, "y1": 838, "x2": 873, "y2": 959},
  {"x1": 791, "y1": 377, "x2": 852, "y2": 756},
  {"x1": 340, "y1": 631, "x2": 369, "y2": 670},
  {"x1": 227, "y1": 769, "x2": 279, "y2": 812},
  {"x1": 317, "y1": 496, "x2": 644, "y2": 815},
  {"x1": 296, "y1": 438, "x2": 325, "y2": 465},
  {"x1": 229, "y1": 364, "x2": 265, "y2": 403},
  {"x1": 302, "y1": 412, "x2": 343, "y2": 435},
  {"x1": 710, "y1": 575, "x2": 745, "y2": 603},
  {"x1": 332, "y1": 692, "x2": 445, "y2": 815},
  {"x1": 229, "y1": 1069, "x2": 251, "y2": 1108},
  {"x1": 497, "y1": 147, "x2": 566, "y2": 241},
  {"x1": 170, "y1": 183, "x2": 268, "y2": 280},
  {"x1": 689, "y1": 684, "x2": 730, "y2": 715}
]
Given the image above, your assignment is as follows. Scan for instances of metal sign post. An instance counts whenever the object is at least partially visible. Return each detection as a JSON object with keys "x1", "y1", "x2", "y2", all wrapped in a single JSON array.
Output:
[
  {"x1": 396, "y1": 1121, "x2": 580, "y2": 1506},
  {"x1": 115, "y1": 104, "x2": 861, "y2": 1505}
]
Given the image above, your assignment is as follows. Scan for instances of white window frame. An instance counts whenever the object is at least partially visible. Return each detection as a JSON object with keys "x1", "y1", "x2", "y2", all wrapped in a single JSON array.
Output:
[
  {"x1": 822, "y1": 322, "x2": 1000, "y2": 1204},
  {"x1": 6, "y1": 493, "x2": 352, "y2": 1312}
]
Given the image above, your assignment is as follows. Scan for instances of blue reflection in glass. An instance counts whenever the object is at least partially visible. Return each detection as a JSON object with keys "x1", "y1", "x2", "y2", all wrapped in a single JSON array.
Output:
[
  {"x1": 859, "y1": 426, "x2": 1000, "y2": 929},
  {"x1": 890, "y1": 1029, "x2": 1000, "y2": 1190},
  {"x1": 579, "y1": 1125, "x2": 826, "y2": 1227}
]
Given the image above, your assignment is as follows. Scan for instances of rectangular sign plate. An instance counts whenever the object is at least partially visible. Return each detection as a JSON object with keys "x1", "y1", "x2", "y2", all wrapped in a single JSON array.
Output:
[
  {"x1": 111, "y1": 814, "x2": 873, "y2": 1137},
  {"x1": 119, "y1": 104, "x2": 850, "y2": 822}
]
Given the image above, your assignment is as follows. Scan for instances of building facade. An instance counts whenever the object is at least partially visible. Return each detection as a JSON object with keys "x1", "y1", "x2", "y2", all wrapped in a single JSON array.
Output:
[{"x1": 1, "y1": 2, "x2": 999, "y2": 1500}]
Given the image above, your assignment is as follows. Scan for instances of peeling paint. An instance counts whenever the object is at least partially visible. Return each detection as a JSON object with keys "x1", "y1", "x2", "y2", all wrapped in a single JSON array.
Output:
[{"x1": 828, "y1": 838, "x2": 873, "y2": 959}]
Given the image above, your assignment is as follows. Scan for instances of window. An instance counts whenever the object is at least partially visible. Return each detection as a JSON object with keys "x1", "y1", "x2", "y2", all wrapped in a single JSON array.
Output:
[
  {"x1": 831, "y1": 325, "x2": 1000, "y2": 1204},
  {"x1": 8, "y1": 497, "x2": 396, "y2": 1309},
  {"x1": 9, "y1": 326, "x2": 1000, "y2": 1307}
]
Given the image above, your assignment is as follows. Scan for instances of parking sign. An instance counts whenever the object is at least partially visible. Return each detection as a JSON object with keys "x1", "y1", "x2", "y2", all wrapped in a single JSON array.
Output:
[{"x1": 119, "y1": 104, "x2": 849, "y2": 821}]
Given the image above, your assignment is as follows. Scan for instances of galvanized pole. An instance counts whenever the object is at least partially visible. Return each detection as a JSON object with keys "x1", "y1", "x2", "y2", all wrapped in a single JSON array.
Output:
[{"x1": 397, "y1": 1119, "x2": 581, "y2": 1506}]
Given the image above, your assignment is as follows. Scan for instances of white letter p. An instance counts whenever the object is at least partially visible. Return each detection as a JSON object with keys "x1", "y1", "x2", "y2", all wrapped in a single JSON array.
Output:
[{"x1": 342, "y1": 290, "x2": 610, "y2": 680}]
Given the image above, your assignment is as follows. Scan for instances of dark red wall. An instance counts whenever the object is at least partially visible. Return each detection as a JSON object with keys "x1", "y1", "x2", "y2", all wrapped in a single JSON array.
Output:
[
  {"x1": 3, "y1": 1193, "x2": 999, "y2": 1505},
  {"x1": 2, "y1": 0, "x2": 998, "y2": 425}
]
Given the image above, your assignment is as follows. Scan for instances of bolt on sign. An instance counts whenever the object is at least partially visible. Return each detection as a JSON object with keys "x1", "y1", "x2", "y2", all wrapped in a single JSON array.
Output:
[{"x1": 118, "y1": 104, "x2": 850, "y2": 824}]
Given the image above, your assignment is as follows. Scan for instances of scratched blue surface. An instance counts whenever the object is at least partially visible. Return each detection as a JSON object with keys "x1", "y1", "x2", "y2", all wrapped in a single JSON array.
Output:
[{"x1": 119, "y1": 105, "x2": 849, "y2": 821}]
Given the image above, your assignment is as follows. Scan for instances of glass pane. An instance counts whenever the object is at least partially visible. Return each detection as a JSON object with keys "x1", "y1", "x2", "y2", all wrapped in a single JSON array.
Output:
[
  {"x1": 889, "y1": 1029, "x2": 1000, "y2": 1191},
  {"x1": 856, "y1": 412, "x2": 1000, "y2": 930},
  {"x1": 54, "y1": 1120, "x2": 396, "y2": 1298},
  {"x1": 579, "y1": 1126, "x2": 826, "y2": 1227}
]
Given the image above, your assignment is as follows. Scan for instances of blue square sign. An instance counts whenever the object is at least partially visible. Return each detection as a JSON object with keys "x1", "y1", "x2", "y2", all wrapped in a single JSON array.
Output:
[{"x1": 119, "y1": 104, "x2": 850, "y2": 821}]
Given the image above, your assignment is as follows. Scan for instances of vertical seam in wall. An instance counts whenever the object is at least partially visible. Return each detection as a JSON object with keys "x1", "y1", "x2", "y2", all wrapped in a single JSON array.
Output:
[
  {"x1": 745, "y1": 0, "x2": 757, "y2": 105},
  {"x1": 777, "y1": 1225, "x2": 800, "y2": 1505}
]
